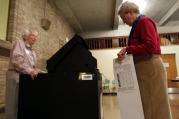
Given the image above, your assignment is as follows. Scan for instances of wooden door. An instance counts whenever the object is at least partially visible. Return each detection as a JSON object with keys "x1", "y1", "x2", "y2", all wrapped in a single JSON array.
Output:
[{"x1": 160, "y1": 54, "x2": 178, "y2": 88}]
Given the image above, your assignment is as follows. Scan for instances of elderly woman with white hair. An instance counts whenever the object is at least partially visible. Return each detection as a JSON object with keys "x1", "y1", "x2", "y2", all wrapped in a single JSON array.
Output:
[
  {"x1": 117, "y1": 2, "x2": 172, "y2": 119},
  {"x1": 6, "y1": 29, "x2": 41, "y2": 119}
]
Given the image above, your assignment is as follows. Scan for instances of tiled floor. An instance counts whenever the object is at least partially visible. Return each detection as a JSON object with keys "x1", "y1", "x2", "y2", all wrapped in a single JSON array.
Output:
[
  {"x1": 0, "y1": 94, "x2": 179, "y2": 119},
  {"x1": 102, "y1": 94, "x2": 179, "y2": 119},
  {"x1": 169, "y1": 94, "x2": 179, "y2": 119},
  {"x1": 102, "y1": 95, "x2": 120, "y2": 119}
]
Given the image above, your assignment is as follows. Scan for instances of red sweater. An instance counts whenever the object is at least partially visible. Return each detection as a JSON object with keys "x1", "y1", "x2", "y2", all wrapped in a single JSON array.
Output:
[{"x1": 126, "y1": 16, "x2": 161, "y2": 55}]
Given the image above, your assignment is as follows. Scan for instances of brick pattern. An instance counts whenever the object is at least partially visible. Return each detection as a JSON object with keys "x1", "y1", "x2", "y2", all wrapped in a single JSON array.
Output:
[
  {"x1": 0, "y1": 56, "x2": 9, "y2": 109},
  {"x1": 0, "y1": 0, "x2": 75, "y2": 108}
]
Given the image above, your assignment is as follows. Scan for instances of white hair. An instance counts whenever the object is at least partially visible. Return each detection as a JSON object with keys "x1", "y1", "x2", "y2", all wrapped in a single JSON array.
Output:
[
  {"x1": 118, "y1": 1, "x2": 140, "y2": 16},
  {"x1": 22, "y1": 29, "x2": 38, "y2": 38}
]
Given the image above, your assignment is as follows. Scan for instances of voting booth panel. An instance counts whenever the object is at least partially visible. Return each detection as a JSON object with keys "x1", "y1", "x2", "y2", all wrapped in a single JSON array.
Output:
[
  {"x1": 18, "y1": 74, "x2": 50, "y2": 119},
  {"x1": 113, "y1": 55, "x2": 144, "y2": 119},
  {"x1": 47, "y1": 35, "x2": 97, "y2": 72},
  {"x1": 18, "y1": 34, "x2": 102, "y2": 119}
]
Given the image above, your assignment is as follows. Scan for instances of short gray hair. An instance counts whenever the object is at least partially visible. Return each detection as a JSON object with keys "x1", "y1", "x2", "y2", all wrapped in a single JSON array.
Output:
[
  {"x1": 22, "y1": 29, "x2": 38, "y2": 38},
  {"x1": 118, "y1": 2, "x2": 140, "y2": 16}
]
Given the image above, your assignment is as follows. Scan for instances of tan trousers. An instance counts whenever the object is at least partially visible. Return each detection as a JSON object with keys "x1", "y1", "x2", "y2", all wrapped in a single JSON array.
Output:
[{"x1": 134, "y1": 56, "x2": 172, "y2": 119}]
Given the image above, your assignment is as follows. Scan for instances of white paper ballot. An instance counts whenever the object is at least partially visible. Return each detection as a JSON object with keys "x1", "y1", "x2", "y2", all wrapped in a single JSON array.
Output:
[{"x1": 113, "y1": 55, "x2": 144, "y2": 119}]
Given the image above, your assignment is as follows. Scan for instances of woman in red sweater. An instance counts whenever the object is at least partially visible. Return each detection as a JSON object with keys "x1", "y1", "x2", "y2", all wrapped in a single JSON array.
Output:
[{"x1": 117, "y1": 2, "x2": 172, "y2": 119}]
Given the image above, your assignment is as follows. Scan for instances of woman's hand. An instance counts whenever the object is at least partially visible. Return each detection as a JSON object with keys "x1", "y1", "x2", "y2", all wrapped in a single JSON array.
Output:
[
  {"x1": 117, "y1": 47, "x2": 127, "y2": 63},
  {"x1": 30, "y1": 69, "x2": 39, "y2": 80}
]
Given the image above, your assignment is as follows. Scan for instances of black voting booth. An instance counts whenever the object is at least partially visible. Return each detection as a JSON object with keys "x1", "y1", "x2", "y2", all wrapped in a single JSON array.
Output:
[{"x1": 18, "y1": 35, "x2": 102, "y2": 119}]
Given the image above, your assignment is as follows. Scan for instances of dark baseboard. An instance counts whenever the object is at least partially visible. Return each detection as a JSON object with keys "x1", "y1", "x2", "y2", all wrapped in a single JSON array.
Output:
[
  {"x1": 0, "y1": 107, "x2": 5, "y2": 113},
  {"x1": 102, "y1": 92, "x2": 117, "y2": 96},
  {"x1": 0, "y1": 40, "x2": 12, "y2": 57},
  {"x1": 0, "y1": 47, "x2": 10, "y2": 57}
]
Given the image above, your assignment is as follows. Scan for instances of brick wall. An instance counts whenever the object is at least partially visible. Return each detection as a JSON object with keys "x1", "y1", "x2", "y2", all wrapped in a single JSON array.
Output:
[
  {"x1": 7, "y1": 0, "x2": 75, "y2": 69},
  {"x1": 0, "y1": 0, "x2": 75, "y2": 108},
  {"x1": 0, "y1": 56, "x2": 9, "y2": 109}
]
